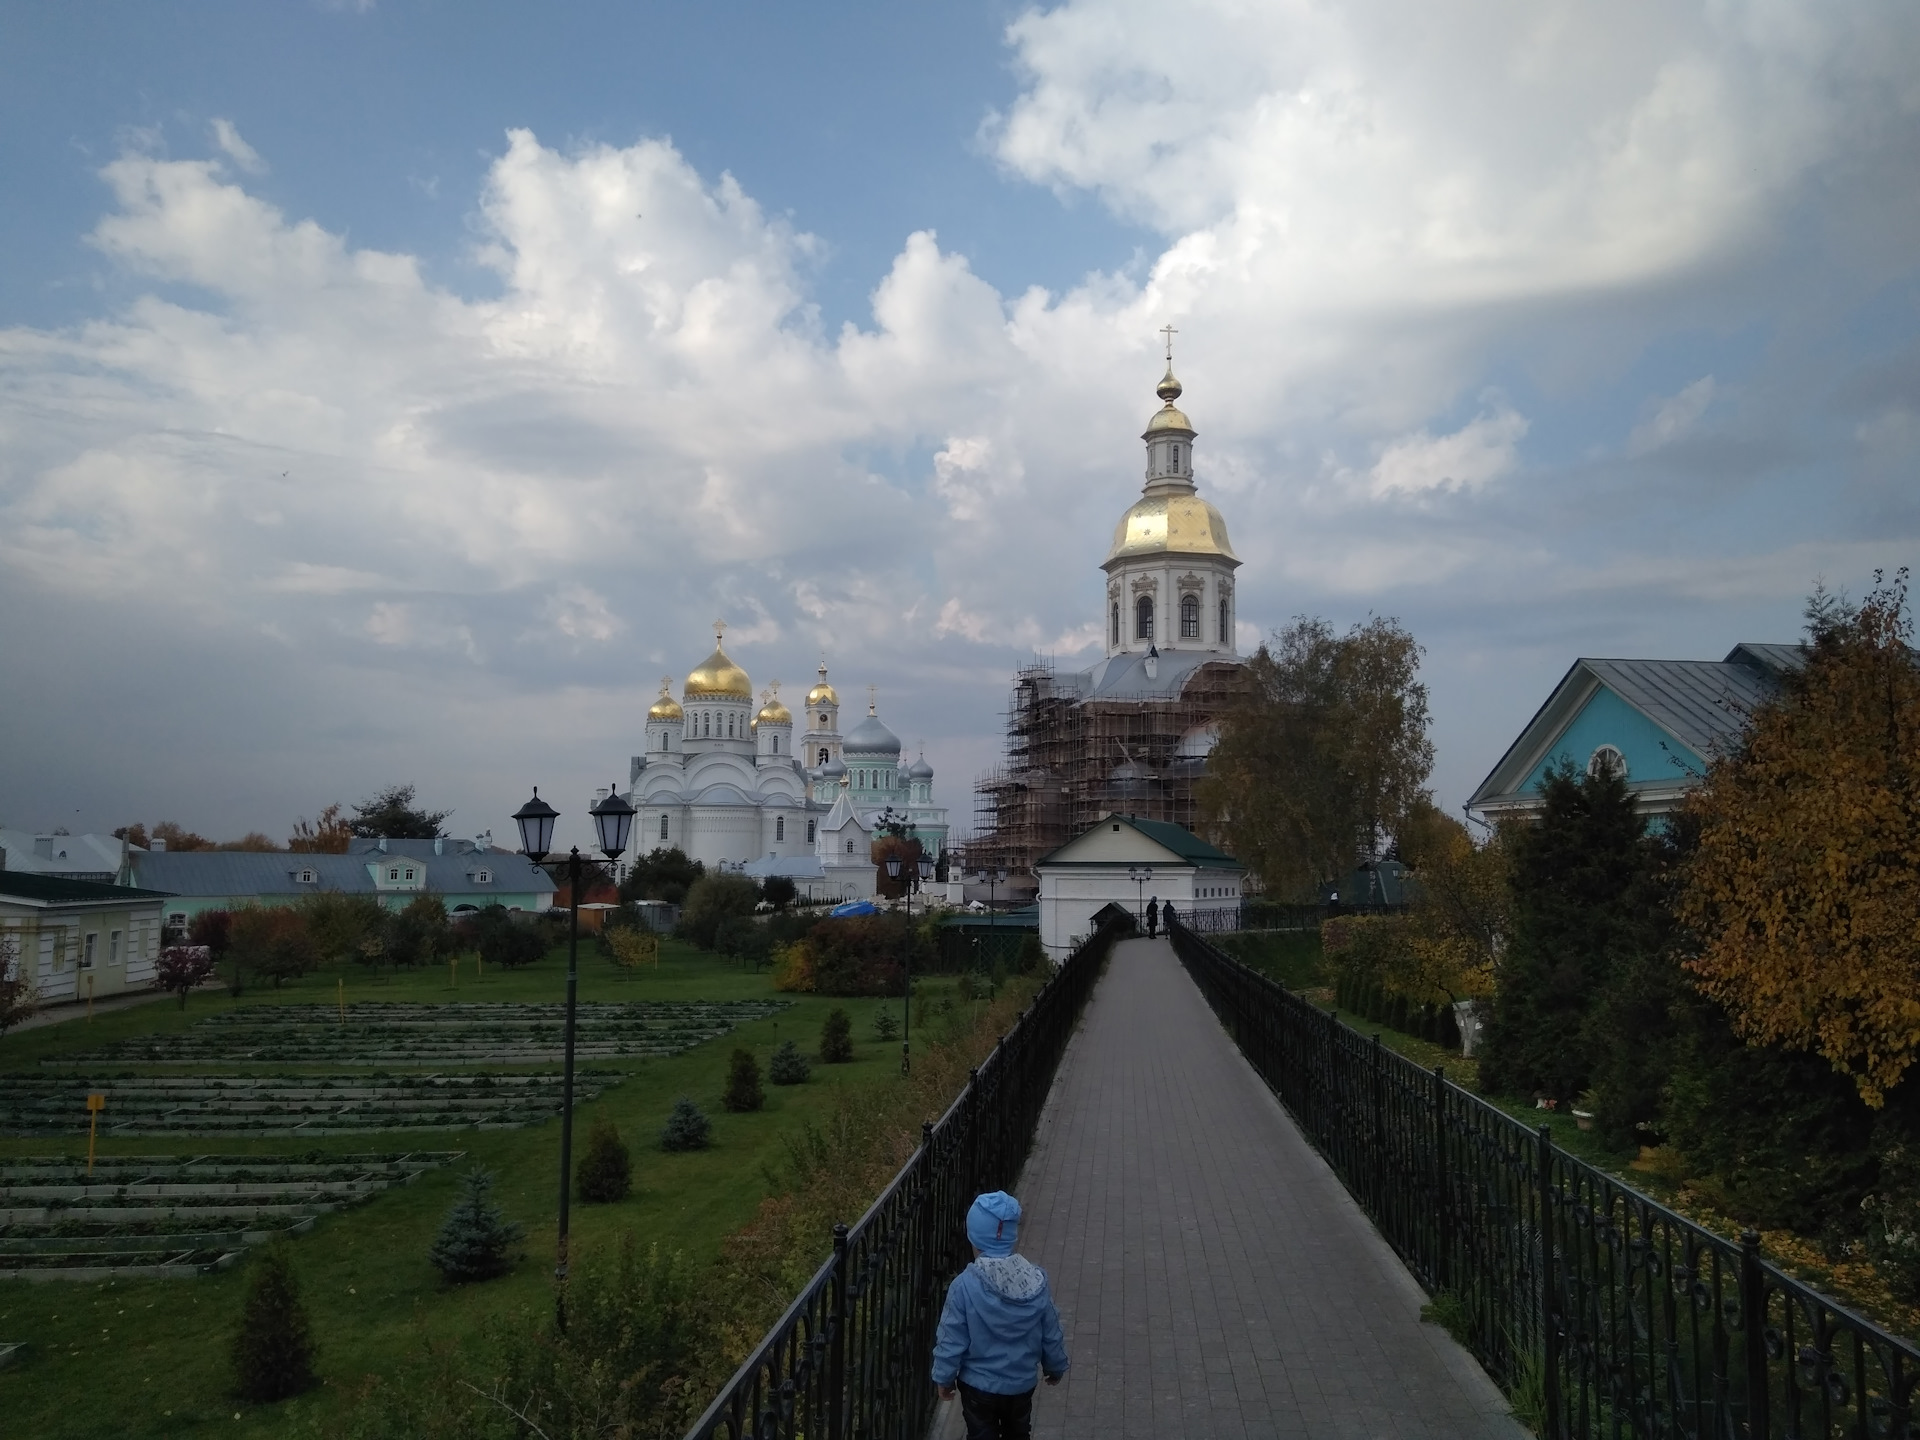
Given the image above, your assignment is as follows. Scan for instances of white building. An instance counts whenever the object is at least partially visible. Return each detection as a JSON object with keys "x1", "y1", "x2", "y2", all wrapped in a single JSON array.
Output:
[
  {"x1": 624, "y1": 631, "x2": 949, "y2": 898},
  {"x1": 1034, "y1": 814, "x2": 1245, "y2": 958}
]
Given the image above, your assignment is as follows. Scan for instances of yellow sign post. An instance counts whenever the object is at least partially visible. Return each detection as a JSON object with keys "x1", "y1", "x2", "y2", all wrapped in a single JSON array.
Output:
[
  {"x1": 85, "y1": 1092, "x2": 106, "y2": 1175},
  {"x1": 338, "y1": 977, "x2": 346, "y2": 1023},
  {"x1": 85, "y1": 972, "x2": 94, "y2": 1020}
]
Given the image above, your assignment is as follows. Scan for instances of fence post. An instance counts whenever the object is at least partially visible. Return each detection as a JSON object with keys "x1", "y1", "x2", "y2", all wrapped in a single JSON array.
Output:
[
  {"x1": 1537, "y1": 1124, "x2": 1562, "y2": 1440},
  {"x1": 1432, "y1": 1065, "x2": 1450, "y2": 1293},
  {"x1": 1371, "y1": 1033, "x2": 1385, "y2": 1214},
  {"x1": 1740, "y1": 1229, "x2": 1769, "y2": 1439},
  {"x1": 828, "y1": 1221, "x2": 849, "y2": 1440}
]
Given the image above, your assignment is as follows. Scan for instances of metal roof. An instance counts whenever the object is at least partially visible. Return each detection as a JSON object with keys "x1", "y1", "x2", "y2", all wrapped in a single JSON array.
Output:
[
  {"x1": 0, "y1": 873, "x2": 172, "y2": 905},
  {"x1": 1580, "y1": 657, "x2": 1778, "y2": 757},
  {"x1": 128, "y1": 848, "x2": 552, "y2": 899}
]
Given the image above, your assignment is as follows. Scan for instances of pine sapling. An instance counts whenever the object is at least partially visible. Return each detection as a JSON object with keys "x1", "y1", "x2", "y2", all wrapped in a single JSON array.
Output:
[
  {"x1": 230, "y1": 1240, "x2": 318, "y2": 1403},
  {"x1": 819, "y1": 1007, "x2": 854, "y2": 1064},
  {"x1": 575, "y1": 1116, "x2": 633, "y2": 1203},
  {"x1": 872, "y1": 1007, "x2": 900, "y2": 1041},
  {"x1": 722, "y1": 1047, "x2": 764, "y2": 1113},
  {"x1": 427, "y1": 1167, "x2": 524, "y2": 1283},
  {"x1": 769, "y1": 1038, "x2": 811, "y2": 1085},
  {"x1": 660, "y1": 1095, "x2": 711, "y2": 1151}
]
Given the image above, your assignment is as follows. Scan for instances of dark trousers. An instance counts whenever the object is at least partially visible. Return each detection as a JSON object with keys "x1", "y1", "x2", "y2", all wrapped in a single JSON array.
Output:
[{"x1": 958, "y1": 1381, "x2": 1035, "y2": 1440}]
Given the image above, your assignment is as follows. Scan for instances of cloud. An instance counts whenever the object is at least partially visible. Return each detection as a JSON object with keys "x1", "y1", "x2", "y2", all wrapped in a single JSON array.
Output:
[
  {"x1": 1629, "y1": 376, "x2": 1716, "y2": 455},
  {"x1": 1368, "y1": 406, "x2": 1528, "y2": 497},
  {"x1": 210, "y1": 118, "x2": 266, "y2": 176}
]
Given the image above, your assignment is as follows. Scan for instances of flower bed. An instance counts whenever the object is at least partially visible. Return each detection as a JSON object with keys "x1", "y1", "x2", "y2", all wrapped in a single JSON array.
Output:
[
  {"x1": 0, "y1": 1072, "x2": 623, "y2": 1137},
  {"x1": 49, "y1": 1000, "x2": 790, "y2": 1067},
  {"x1": 0, "y1": 1151, "x2": 460, "y2": 1281}
]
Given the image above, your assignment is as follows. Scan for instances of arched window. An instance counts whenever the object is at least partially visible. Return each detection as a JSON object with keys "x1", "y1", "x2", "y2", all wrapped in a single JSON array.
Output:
[
  {"x1": 773, "y1": 735, "x2": 780, "y2": 754},
  {"x1": 1219, "y1": 598, "x2": 1229, "y2": 643},
  {"x1": 659, "y1": 814, "x2": 669, "y2": 841},
  {"x1": 807, "y1": 819, "x2": 817, "y2": 843},
  {"x1": 845, "y1": 839, "x2": 855, "y2": 854},
  {"x1": 1180, "y1": 594, "x2": 1200, "y2": 638},
  {"x1": 1111, "y1": 603, "x2": 1120, "y2": 646},
  {"x1": 776, "y1": 816, "x2": 785, "y2": 841},
  {"x1": 1135, "y1": 594, "x2": 1154, "y2": 641},
  {"x1": 819, "y1": 746, "x2": 830, "y2": 765},
  {"x1": 727, "y1": 713, "x2": 735, "y2": 738}
]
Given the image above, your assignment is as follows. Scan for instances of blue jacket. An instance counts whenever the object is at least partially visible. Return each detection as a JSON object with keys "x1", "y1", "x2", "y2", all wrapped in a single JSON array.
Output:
[{"x1": 931, "y1": 1255, "x2": 1069, "y2": 1395}]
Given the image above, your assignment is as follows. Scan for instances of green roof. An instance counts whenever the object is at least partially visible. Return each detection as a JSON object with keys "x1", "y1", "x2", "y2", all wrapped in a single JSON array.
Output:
[
  {"x1": 0, "y1": 873, "x2": 174, "y2": 905},
  {"x1": 1119, "y1": 815, "x2": 1238, "y2": 865}
]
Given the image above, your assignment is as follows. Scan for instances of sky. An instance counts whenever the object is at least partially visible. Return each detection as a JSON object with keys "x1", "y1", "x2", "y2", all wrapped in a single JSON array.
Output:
[{"x1": 2, "y1": 0, "x2": 1918, "y2": 854}]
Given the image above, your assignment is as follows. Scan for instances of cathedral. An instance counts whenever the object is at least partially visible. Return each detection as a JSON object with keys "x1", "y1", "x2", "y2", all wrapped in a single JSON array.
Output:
[
  {"x1": 623, "y1": 634, "x2": 949, "y2": 900},
  {"x1": 971, "y1": 349, "x2": 1253, "y2": 879}
]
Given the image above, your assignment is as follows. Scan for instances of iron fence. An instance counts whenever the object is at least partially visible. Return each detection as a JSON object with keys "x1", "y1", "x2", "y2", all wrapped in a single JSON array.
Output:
[
  {"x1": 1167, "y1": 913, "x2": 1920, "y2": 1440},
  {"x1": 684, "y1": 913, "x2": 1128, "y2": 1440}
]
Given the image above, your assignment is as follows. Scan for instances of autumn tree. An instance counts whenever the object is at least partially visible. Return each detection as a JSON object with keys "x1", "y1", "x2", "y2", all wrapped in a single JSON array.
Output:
[
  {"x1": 1391, "y1": 801, "x2": 1509, "y2": 1005},
  {"x1": 0, "y1": 934, "x2": 38, "y2": 1036},
  {"x1": 152, "y1": 821, "x2": 216, "y2": 851},
  {"x1": 348, "y1": 784, "x2": 451, "y2": 839},
  {"x1": 870, "y1": 834, "x2": 925, "y2": 899},
  {"x1": 288, "y1": 803, "x2": 353, "y2": 853},
  {"x1": 1680, "y1": 570, "x2": 1920, "y2": 1107},
  {"x1": 228, "y1": 907, "x2": 319, "y2": 989},
  {"x1": 1199, "y1": 615, "x2": 1434, "y2": 897}
]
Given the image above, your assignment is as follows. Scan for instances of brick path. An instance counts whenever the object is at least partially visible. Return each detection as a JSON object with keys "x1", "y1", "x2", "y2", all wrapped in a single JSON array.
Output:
[{"x1": 935, "y1": 937, "x2": 1523, "y2": 1440}]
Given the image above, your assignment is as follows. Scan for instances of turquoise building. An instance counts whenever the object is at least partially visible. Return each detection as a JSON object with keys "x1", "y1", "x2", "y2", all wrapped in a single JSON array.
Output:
[{"x1": 1466, "y1": 643, "x2": 1804, "y2": 821}]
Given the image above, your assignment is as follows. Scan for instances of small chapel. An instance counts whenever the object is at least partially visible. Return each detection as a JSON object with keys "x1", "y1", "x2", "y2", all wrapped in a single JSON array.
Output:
[{"x1": 621, "y1": 631, "x2": 949, "y2": 900}]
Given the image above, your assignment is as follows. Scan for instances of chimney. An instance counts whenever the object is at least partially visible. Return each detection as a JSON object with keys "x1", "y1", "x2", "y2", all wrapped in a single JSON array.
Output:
[
  {"x1": 0, "y1": 845, "x2": 7, "y2": 871},
  {"x1": 151, "y1": 837, "x2": 167, "y2": 852},
  {"x1": 34, "y1": 835, "x2": 54, "y2": 860},
  {"x1": 378, "y1": 837, "x2": 388, "y2": 853},
  {"x1": 433, "y1": 836, "x2": 443, "y2": 855}
]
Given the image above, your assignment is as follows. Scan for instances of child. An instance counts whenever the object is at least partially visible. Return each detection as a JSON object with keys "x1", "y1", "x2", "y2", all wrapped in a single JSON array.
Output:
[{"x1": 932, "y1": 1190, "x2": 1069, "y2": 1440}]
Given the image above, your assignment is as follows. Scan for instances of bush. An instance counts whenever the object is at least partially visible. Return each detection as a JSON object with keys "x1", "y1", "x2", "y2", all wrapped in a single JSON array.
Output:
[
  {"x1": 230, "y1": 1240, "x2": 317, "y2": 1403},
  {"x1": 722, "y1": 1049, "x2": 764, "y2": 1113},
  {"x1": 713, "y1": 913, "x2": 772, "y2": 968},
  {"x1": 389, "y1": 894, "x2": 455, "y2": 970},
  {"x1": 427, "y1": 1168, "x2": 524, "y2": 1283},
  {"x1": 790, "y1": 913, "x2": 923, "y2": 996},
  {"x1": 660, "y1": 1096, "x2": 711, "y2": 1151},
  {"x1": 155, "y1": 945, "x2": 217, "y2": 1008},
  {"x1": 620, "y1": 845, "x2": 704, "y2": 906},
  {"x1": 819, "y1": 1008, "x2": 854, "y2": 1064},
  {"x1": 676, "y1": 874, "x2": 762, "y2": 951},
  {"x1": 576, "y1": 1117, "x2": 632, "y2": 1203},
  {"x1": 768, "y1": 1039, "x2": 811, "y2": 1085},
  {"x1": 1016, "y1": 932, "x2": 1047, "y2": 975},
  {"x1": 762, "y1": 875, "x2": 798, "y2": 911},
  {"x1": 459, "y1": 905, "x2": 547, "y2": 969},
  {"x1": 872, "y1": 1007, "x2": 900, "y2": 1041},
  {"x1": 770, "y1": 943, "x2": 815, "y2": 992}
]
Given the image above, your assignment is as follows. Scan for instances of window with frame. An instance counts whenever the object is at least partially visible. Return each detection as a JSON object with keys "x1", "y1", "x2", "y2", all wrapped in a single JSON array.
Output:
[
  {"x1": 659, "y1": 814, "x2": 670, "y2": 841},
  {"x1": 773, "y1": 735, "x2": 781, "y2": 754},
  {"x1": 1111, "y1": 603, "x2": 1120, "y2": 646},
  {"x1": 404, "y1": 868, "x2": 415, "y2": 881},
  {"x1": 819, "y1": 747, "x2": 830, "y2": 764},
  {"x1": 109, "y1": 931, "x2": 121, "y2": 965},
  {"x1": 388, "y1": 867, "x2": 400, "y2": 881},
  {"x1": 299, "y1": 867, "x2": 316, "y2": 883},
  {"x1": 1219, "y1": 598, "x2": 1229, "y2": 643},
  {"x1": 776, "y1": 816, "x2": 785, "y2": 842},
  {"x1": 82, "y1": 933, "x2": 97, "y2": 969},
  {"x1": 1180, "y1": 594, "x2": 1200, "y2": 638},
  {"x1": 807, "y1": 819, "x2": 817, "y2": 843},
  {"x1": 1171, "y1": 443, "x2": 1181, "y2": 468},
  {"x1": 845, "y1": 839, "x2": 855, "y2": 854},
  {"x1": 475, "y1": 868, "x2": 492, "y2": 884},
  {"x1": 1135, "y1": 594, "x2": 1154, "y2": 641}
]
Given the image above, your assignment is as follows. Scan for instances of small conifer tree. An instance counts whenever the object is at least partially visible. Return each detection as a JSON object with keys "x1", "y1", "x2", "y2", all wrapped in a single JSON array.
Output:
[
  {"x1": 575, "y1": 1116, "x2": 632, "y2": 1203},
  {"x1": 428, "y1": 1167, "x2": 524, "y2": 1283},
  {"x1": 660, "y1": 1095, "x2": 711, "y2": 1151},
  {"x1": 820, "y1": 1007, "x2": 854, "y2": 1064},
  {"x1": 872, "y1": 1007, "x2": 900, "y2": 1041},
  {"x1": 768, "y1": 1038, "x2": 811, "y2": 1085},
  {"x1": 230, "y1": 1240, "x2": 318, "y2": 1403},
  {"x1": 722, "y1": 1047, "x2": 764, "y2": 1112}
]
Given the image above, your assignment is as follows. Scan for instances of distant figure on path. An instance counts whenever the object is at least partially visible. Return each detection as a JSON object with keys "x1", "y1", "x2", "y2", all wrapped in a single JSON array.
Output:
[
  {"x1": 933, "y1": 1190, "x2": 1068, "y2": 1440},
  {"x1": 1145, "y1": 896, "x2": 1160, "y2": 938}
]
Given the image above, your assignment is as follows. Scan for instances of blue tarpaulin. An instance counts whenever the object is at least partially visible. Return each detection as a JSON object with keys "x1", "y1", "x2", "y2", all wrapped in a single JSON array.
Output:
[{"x1": 828, "y1": 898, "x2": 879, "y2": 917}]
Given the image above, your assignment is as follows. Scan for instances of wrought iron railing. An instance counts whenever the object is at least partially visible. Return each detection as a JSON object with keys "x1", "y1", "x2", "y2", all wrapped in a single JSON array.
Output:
[
  {"x1": 684, "y1": 913, "x2": 1128, "y2": 1440},
  {"x1": 1166, "y1": 913, "x2": 1920, "y2": 1440}
]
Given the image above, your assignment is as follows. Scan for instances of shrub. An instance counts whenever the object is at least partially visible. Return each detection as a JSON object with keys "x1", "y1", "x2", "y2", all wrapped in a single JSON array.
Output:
[
  {"x1": 155, "y1": 945, "x2": 216, "y2": 1008},
  {"x1": 722, "y1": 1049, "x2": 764, "y2": 1113},
  {"x1": 230, "y1": 1240, "x2": 318, "y2": 1402},
  {"x1": 660, "y1": 1096, "x2": 711, "y2": 1152},
  {"x1": 768, "y1": 1039, "x2": 811, "y2": 1085},
  {"x1": 1016, "y1": 932, "x2": 1047, "y2": 975},
  {"x1": 762, "y1": 875, "x2": 798, "y2": 910},
  {"x1": 819, "y1": 1008, "x2": 854, "y2": 1064},
  {"x1": 389, "y1": 894, "x2": 455, "y2": 970},
  {"x1": 714, "y1": 913, "x2": 772, "y2": 968},
  {"x1": 295, "y1": 891, "x2": 387, "y2": 967},
  {"x1": 427, "y1": 1168, "x2": 524, "y2": 1283},
  {"x1": 770, "y1": 942, "x2": 815, "y2": 992},
  {"x1": 794, "y1": 913, "x2": 924, "y2": 996},
  {"x1": 872, "y1": 1008, "x2": 900, "y2": 1041},
  {"x1": 604, "y1": 925, "x2": 659, "y2": 975},
  {"x1": 576, "y1": 1117, "x2": 633, "y2": 1203},
  {"x1": 676, "y1": 874, "x2": 762, "y2": 951}
]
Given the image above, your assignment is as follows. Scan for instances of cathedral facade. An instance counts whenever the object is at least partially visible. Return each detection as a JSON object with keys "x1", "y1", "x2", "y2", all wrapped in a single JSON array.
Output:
[
  {"x1": 624, "y1": 636, "x2": 948, "y2": 899},
  {"x1": 971, "y1": 355, "x2": 1253, "y2": 879}
]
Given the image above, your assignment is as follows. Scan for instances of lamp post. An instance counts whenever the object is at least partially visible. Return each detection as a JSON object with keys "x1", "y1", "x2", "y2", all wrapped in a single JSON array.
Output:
[
  {"x1": 885, "y1": 852, "x2": 937, "y2": 1075},
  {"x1": 512, "y1": 783, "x2": 633, "y2": 1329},
  {"x1": 1127, "y1": 865, "x2": 1154, "y2": 926}
]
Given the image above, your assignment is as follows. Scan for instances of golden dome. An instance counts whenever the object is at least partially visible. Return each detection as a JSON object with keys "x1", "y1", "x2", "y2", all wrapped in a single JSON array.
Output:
[
  {"x1": 756, "y1": 684, "x2": 792, "y2": 726},
  {"x1": 805, "y1": 660, "x2": 839, "y2": 708},
  {"x1": 1105, "y1": 493, "x2": 1239, "y2": 565},
  {"x1": 647, "y1": 676, "x2": 683, "y2": 722},
  {"x1": 1145, "y1": 404, "x2": 1195, "y2": 434},
  {"x1": 685, "y1": 624, "x2": 752, "y2": 699}
]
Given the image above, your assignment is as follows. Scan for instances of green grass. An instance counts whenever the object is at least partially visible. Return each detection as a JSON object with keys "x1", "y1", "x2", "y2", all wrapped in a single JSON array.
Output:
[{"x1": 0, "y1": 940, "x2": 933, "y2": 1440}]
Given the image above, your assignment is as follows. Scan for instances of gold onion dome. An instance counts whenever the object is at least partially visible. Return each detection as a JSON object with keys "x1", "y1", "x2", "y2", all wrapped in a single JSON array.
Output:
[
  {"x1": 1106, "y1": 493, "x2": 1238, "y2": 564},
  {"x1": 648, "y1": 677, "x2": 683, "y2": 721},
  {"x1": 685, "y1": 624, "x2": 752, "y2": 699},
  {"x1": 805, "y1": 660, "x2": 839, "y2": 707},
  {"x1": 756, "y1": 685, "x2": 792, "y2": 726},
  {"x1": 1145, "y1": 363, "x2": 1194, "y2": 434}
]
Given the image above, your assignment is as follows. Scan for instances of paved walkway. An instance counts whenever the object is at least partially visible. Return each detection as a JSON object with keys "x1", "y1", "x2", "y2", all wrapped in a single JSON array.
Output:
[{"x1": 938, "y1": 937, "x2": 1522, "y2": 1440}]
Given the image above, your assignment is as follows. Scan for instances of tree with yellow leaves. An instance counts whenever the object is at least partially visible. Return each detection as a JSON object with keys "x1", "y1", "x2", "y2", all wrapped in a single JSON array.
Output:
[{"x1": 1680, "y1": 570, "x2": 1920, "y2": 1107}]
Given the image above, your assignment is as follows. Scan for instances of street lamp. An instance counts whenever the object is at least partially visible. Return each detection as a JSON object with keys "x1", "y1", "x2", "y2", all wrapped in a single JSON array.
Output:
[
  {"x1": 512, "y1": 783, "x2": 633, "y2": 1328},
  {"x1": 884, "y1": 852, "x2": 938, "y2": 1075},
  {"x1": 1127, "y1": 865, "x2": 1154, "y2": 926}
]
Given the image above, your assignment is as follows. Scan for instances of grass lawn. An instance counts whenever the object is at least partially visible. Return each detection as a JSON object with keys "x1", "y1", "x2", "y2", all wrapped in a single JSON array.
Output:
[{"x1": 0, "y1": 939, "x2": 936, "y2": 1440}]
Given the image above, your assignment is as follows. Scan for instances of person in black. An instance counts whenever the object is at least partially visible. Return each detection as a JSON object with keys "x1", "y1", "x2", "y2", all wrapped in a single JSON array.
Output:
[{"x1": 1145, "y1": 896, "x2": 1159, "y2": 938}]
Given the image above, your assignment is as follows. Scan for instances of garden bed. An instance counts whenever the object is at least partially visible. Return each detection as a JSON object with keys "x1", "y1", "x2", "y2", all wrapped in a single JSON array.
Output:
[
  {"x1": 0, "y1": 1151, "x2": 460, "y2": 1281},
  {"x1": 0, "y1": 1073, "x2": 623, "y2": 1136},
  {"x1": 47, "y1": 1000, "x2": 791, "y2": 1067}
]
